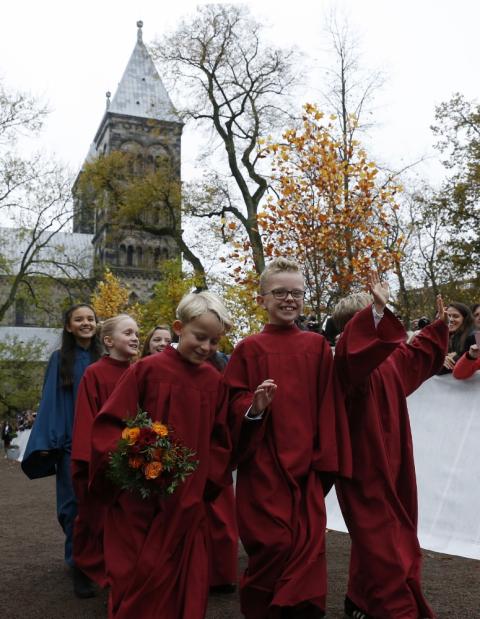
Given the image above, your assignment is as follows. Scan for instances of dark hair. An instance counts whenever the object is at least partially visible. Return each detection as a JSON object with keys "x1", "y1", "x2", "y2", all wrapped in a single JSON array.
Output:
[
  {"x1": 447, "y1": 302, "x2": 475, "y2": 355},
  {"x1": 59, "y1": 304, "x2": 101, "y2": 388},
  {"x1": 417, "y1": 316, "x2": 431, "y2": 329},
  {"x1": 141, "y1": 324, "x2": 171, "y2": 358},
  {"x1": 471, "y1": 303, "x2": 480, "y2": 315}
]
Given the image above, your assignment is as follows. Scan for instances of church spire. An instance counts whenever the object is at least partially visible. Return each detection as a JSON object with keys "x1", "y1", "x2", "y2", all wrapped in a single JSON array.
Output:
[{"x1": 108, "y1": 21, "x2": 180, "y2": 124}]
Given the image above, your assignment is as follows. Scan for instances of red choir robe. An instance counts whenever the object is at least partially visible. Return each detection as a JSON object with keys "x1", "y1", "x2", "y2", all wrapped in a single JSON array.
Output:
[
  {"x1": 223, "y1": 323, "x2": 352, "y2": 619},
  {"x1": 205, "y1": 484, "x2": 238, "y2": 587},
  {"x1": 89, "y1": 346, "x2": 231, "y2": 619},
  {"x1": 206, "y1": 359, "x2": 239, "y2": 589},
  {"x1": 334, "y1": 307, "x2": 448, "y2": 619},
  {"x1": 71, "y1": 355, "x2": 130, "y2": 587}
]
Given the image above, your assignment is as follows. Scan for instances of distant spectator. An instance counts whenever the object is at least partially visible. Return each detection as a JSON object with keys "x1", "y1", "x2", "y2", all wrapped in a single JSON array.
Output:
[
  {"x1": 407, "y1": 316, "x2": 432, "y2": 344},
  {"x1": 323, "y1": 316, "x2": 340, "y2": 347},
  {"x1": 2, "y1": 420, "x2": 16, "y2": 457},
  {"x1": 471, "y1": 304, "x2": 480, "y2": 331},
  {"x1": 417, "y1": 316, "x2": 431, "y2": 330},
  {"x1": 140, "y1": 324, "x2": 172, "y2": 357},
  {"x1": 438, "y1": 302, "x2": 476, "y2": 374}
]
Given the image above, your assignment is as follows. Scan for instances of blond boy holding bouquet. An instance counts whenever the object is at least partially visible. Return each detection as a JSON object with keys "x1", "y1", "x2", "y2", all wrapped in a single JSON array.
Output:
[{"x1": 89, "y1": 292, "x2": 232, "y2": 619}]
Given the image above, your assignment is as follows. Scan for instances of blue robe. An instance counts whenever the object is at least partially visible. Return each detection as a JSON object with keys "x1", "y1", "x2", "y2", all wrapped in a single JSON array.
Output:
[{"x1": 21, "y1": 346, "x2": 94, "y2": 566}]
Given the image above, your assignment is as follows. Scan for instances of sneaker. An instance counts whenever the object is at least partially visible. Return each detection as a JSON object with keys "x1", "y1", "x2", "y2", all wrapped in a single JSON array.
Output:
[
  {"x1": 344, "y1": 596, "x2": 372, "y2": 619},
  {"x1": 72, "y1": 566, "x2": 96, "y2": 599}
]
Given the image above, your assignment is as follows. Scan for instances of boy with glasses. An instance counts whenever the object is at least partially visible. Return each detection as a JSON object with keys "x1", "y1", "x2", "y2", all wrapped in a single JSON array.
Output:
[{"x1": 224, "y1": 257, "x2": 352, "y2": 619}]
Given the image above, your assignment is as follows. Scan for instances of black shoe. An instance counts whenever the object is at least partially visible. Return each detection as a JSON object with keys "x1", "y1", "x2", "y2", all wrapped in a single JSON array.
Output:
[
  {"x1": 209, "y1": 583, "x2": 237, "y2": 594},
  {"x1": 344, "y1": 596, "x2": 371, "y2": 619},
  {"x1": 73, "y1": 566, "x2": 96, "y2": 599}
]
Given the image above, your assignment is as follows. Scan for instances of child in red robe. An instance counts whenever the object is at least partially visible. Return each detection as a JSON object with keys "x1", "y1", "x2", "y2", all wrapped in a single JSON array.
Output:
[
  {"x1": 89, "y1": 292, "x2": 232, "y2": 619},
  {"x1": 333, "y1": 273, "x2": 449, "y2": 619},
  {"x1": 71, "y1": 314, "x2": 139, "y2": 593},
  {"x1": 223, "y1": 257, "x2": 352, "y2": 619}
]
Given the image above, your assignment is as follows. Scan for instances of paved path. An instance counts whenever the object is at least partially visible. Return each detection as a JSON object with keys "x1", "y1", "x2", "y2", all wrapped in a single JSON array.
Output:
[{"x1": 1, "y1": 456, "x2": 479, "y2": 618}]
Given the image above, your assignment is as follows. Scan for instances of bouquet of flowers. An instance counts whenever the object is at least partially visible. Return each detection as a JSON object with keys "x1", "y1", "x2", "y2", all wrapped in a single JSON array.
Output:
[{"x1": 107, "y1": 411, "x2": 198, "y2": 499}]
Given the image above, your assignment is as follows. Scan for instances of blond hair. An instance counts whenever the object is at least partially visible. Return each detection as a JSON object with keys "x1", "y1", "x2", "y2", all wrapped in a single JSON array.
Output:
[
  {"x1": 259, "y1": 257, "x2": 303, "y2": 293},
  {"x1": 176, "y1": 291, "x2": 232, "y2": 331},
  {"x1": 332, "y1": 292, "x2": 372, "y2": 331},
  {"x1": 100, "y1": 314, "x2": 135, "y2": 348}
]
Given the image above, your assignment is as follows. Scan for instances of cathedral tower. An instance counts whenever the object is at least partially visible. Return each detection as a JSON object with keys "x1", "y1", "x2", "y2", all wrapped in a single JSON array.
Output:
[{"x1": 73, "y1": 21, "x2": 183, "y2": 300}]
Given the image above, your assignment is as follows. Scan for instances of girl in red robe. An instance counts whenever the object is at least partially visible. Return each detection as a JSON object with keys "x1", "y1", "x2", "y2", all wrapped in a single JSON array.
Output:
[
  {"x1": 71, "y1": 314, "x2": 139, "y2": 592},
  {"x1": 89, "y1": 292, "x2": 232, "y2": 619},
  {"x1": 333, "y1": 274, "x2": 449, "y2": 619}
]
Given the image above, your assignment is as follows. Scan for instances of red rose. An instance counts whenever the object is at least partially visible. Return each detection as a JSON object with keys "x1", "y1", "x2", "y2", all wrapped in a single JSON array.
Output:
[{"x1": 138, "y1": 427, "x2": 157, "y2": 447}]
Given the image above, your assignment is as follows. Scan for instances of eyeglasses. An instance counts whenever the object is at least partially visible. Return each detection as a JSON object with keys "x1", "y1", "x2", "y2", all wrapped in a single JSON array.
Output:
[{"x1": 263, "y1": 288, "x2": 305, "y2": 300}]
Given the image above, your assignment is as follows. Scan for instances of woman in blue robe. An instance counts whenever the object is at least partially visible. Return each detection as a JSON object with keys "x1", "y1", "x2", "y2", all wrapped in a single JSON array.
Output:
[{"x1": 22, "y1": 304, "x2": 101, "y2": 583}]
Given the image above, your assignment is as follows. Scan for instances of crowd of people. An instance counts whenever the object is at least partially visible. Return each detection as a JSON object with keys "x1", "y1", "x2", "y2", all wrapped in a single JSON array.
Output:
[
  {"x1": 406, "y1": 302, "x2": 480, "y2": 378},
  {"x1": 16, "y1": 260, "x2": 478, "y2": 619}
]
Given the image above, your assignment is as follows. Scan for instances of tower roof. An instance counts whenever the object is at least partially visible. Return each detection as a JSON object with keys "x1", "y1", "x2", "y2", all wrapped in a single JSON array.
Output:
[{"x1": 108, "y1": 21, "x2": 180, "y2": 124}]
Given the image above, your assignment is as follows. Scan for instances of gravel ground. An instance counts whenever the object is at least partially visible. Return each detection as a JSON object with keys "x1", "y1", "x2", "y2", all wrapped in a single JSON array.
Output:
[{"x1": 1, "y1": 456, "x2": 478, "y2": 618}]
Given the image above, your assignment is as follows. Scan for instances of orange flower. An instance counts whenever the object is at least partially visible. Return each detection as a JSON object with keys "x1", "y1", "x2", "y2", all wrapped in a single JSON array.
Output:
[
  {"x1": 122, "y1": 427, "x2": 141, "y2": 445},
  {"x1": 151, "y1": 422, "x2": 168, "y2": 437},
  {"x1": 128, "y1": 456, "x2": 144, "y2": 469},
  {"x1": 144, "y1": 461, "x2": 163, "y2": 480}
]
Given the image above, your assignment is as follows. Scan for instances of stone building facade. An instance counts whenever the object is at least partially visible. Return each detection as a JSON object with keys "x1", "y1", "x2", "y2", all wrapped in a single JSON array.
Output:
[
  {"x1": 0, "y1": 22, "x2": 182, "y2": 342},
  {"x1": 73, "y1": 20, "x2": 183, "y2": 301}
]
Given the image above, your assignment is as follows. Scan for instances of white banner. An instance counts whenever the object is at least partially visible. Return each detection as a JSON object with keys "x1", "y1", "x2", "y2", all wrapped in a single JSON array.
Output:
[{"x1": 326, "y1": 373, "x2": 480, "y2": 560}]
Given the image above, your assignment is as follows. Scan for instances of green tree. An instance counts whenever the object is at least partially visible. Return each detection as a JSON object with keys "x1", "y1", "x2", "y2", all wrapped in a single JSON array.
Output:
[
  {"x1": 153, "y1": 4, "x2": 299, "y2": 275},
  {"x1": 258, "y1": 104, "x2": 401, "y2": 324},
  {"x1": 0, "y1": 337, "x2": 46, "y2": 420},
  {"x1": 140, "y1": 260, "x2": 202, "y2": 334},
  {"x1": 431, "y1": 93, "x2": 480, "y2": 277},
  {"x1": 0, "y1": 80, "x2": 88, "y2": 323},
  {"x1": 77, "y1": 151, "x2": 207, "y2": 289}
]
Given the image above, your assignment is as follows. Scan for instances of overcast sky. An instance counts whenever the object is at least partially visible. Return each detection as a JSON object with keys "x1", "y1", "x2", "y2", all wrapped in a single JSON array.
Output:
[{"x1": 1, "y1": 0, "x2": 479, "y2": 186}]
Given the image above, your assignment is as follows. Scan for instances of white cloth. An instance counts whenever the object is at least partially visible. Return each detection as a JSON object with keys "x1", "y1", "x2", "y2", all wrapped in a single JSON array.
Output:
[
  {"x1": 326, "y1": 373, "x2": 480, "y2": 560},
  {"x1": 13, "y1": 429, "x2": 32, "y2": 462}
]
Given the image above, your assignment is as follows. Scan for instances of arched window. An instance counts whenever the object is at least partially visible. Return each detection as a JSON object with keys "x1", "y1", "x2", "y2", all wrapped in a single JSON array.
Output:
[
  {"x1": 136, "y1": 246, "x2": 143, "y2": 267},
  {"x1": 162, "y1": 247, "x2": 169, "y2": 260},
  {"x1": 15, "y1": 298, "x2": 26, "y2": 326},
  {"x1": 127, "y1": 245, "x2": 134, "y2": 267},
  {"x1": 154, "y1": 248, "x2": 161, "y2": 267},
  {"x1": 119, "y1": 245, "x2": 127, "y2": 266}
]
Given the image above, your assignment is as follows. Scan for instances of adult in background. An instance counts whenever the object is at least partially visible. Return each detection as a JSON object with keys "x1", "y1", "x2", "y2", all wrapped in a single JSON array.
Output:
[
  {"x1": 333, "y1": 273, "x2": 448, "y2": 619},
  {"x1": 2, "y1": 419, "x2": 16, "y2": 457},
  {"x1": 439, "y1": 302, "x2": 475, "y2": 374}
]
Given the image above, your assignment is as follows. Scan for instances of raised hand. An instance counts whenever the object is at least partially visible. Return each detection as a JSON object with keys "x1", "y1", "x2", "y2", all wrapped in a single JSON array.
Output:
[
  {"x1": 368, "y1": 271, "x2": 389, "y2": 314},
  {"x1": 443, "y1": 352, "x2": 456, "y2": 370},
  {"x1": 436, "y1": 294, "x2": 448, "y2": 324},
  {"x1": 468, "y1": 344, "x2": 480, "y2": 360},
  {"x1": 251, "y1": 379, "x2": 277, "y2": 416}
]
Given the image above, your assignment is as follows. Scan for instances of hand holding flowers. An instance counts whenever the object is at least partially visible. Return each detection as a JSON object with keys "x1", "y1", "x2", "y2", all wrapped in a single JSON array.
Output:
[{"x1": 107, "y1": 411, "x2": 198, "y2": 499}]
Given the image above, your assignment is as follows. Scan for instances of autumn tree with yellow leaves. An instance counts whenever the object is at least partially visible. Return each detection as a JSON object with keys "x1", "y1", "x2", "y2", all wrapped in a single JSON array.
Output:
[
  {"x1": 140, "y1": 260, "x2": 203, "y2": 335},
  {"x1": 258, "y1": 104, "x2": 402, "y2": 323},
  {"x1": 90, "y1": 269, "x2": 145, "y2": 329}
]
